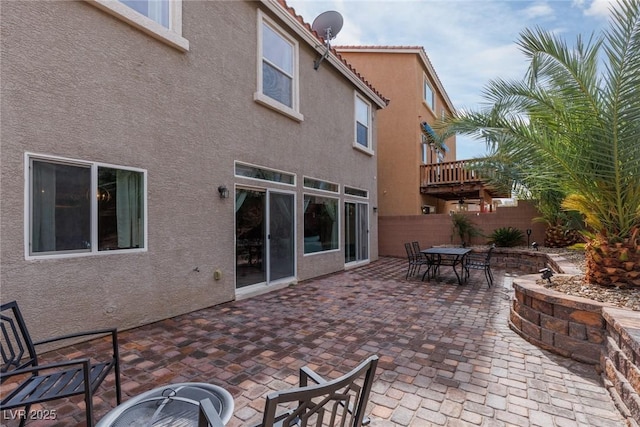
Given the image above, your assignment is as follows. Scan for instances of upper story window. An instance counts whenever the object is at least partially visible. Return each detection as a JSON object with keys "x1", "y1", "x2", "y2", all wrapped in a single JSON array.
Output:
[
  {"x1": 120, "y1": 0, "x2": 169, "y2": 28},
  {"x1": 423, "y1": 77, "x2": 435, "y2": 112},
  {"x1": 254, "y1": 11, "x2": 303, "y2": 122},
  {"x1": 26, "y1": 154, "x2": 146, "y2": 259},
  {"x1": 90, "y1": 0, "x2": 188, "y2": 51},
  {"x1": 354, "y1": 93, "x2": 372, "y2": 154}
]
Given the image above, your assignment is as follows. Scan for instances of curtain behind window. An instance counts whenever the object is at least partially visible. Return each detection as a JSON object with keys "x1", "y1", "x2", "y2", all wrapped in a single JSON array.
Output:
[
  {"x1": 116, "y1": 170, "x2": 143, "y2": 249},
  {"x1": 32, "y1": 162, "x2": 56, "y2": 252}
]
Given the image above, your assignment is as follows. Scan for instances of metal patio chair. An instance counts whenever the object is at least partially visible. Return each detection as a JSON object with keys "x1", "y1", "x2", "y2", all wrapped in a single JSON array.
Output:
[
  {"x1": 0, "y1": 301, "x2": 121, "y2": 427},
  {"x1": 412, "y1": 241, "x2": 434, "y2": 280},
  {"x1": 254, "y1": 355, "x2": 378, "y2": 427},
  {"x1": 464, "y1": 245, "x2": 495, "y2": 287},
  {"x1": 405, "y1": 242, "x2": 431, "y2": 279}
]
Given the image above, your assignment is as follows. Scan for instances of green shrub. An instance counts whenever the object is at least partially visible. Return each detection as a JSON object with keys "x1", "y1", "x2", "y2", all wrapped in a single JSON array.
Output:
[
  {"x1": 488, "y1": 227, "x2": 525, "y2": 247},
  {"x1": 450, "y1": 213, "x2": 483, "y2": 247}
]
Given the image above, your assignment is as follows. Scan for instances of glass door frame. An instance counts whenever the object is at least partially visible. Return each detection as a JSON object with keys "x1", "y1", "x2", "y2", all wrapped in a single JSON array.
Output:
[
  {"x1": 235, "y1": 185, "x2": 297, "y2": 291},
  {"x1": 344, "y1": 199, "x2": 370, "y2": 267}
]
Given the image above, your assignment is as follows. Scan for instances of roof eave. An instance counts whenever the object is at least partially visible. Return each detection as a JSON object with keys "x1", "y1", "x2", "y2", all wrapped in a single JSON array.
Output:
[{"x1": 335, "y1": 46, "x2": 456, "y2": 114}]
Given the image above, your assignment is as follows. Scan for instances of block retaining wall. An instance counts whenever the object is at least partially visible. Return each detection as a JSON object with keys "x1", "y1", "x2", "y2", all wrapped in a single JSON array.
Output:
[{"x1": 509, "y1": 271, "x2": 639, "y2": 424}]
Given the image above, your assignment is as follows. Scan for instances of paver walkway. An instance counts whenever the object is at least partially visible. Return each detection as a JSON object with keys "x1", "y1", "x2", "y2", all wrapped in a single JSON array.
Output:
[{"x1": 10, "y1": 257, "x2": 626, "y2": 426}]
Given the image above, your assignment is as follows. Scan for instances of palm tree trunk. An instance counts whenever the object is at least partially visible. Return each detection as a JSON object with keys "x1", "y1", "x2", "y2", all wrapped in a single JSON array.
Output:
[{"x1": 585, "y1": 239, "x2": 640, "y2": 288}]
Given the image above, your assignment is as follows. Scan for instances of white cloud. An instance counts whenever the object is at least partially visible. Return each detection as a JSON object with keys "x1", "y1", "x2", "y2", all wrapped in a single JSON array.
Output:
[
  {"x1": 583, "y1": 0, "x2": 614, "y2": 17},
  {"x1": 523, "y1": 2, "x2": 555, "y2": 19}
]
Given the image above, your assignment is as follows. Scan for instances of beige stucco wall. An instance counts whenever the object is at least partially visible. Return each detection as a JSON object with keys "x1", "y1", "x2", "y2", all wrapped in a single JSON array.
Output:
[
  {"x1": 0, "y1": 1, "x2": 379, "y2": 340},
  {"x1": 337, "y1": 50, "x2": 456, "y2": 216}
]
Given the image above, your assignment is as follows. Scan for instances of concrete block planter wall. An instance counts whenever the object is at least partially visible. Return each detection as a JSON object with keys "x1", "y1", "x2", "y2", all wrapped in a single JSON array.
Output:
[{"x1": 509, "y1": 271, "x2": 639, "y2": 424}]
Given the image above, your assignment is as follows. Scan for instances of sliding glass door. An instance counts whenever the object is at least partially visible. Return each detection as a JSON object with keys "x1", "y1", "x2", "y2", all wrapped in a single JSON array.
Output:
[
  {"x1": 269, "y1": 192, "x2": 295, "y2": 281},
  {"x1": 235, "y1": 188, "x2": 295, "y2": 289},
  {"x1": 345, "y1": 201, "x2": 368, "y2": 264}
]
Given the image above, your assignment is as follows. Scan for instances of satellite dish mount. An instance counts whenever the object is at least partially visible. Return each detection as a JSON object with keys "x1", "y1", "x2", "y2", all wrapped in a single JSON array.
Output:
[{"x1": 311, "y1": 11, "x2": 343, "y2": 70}]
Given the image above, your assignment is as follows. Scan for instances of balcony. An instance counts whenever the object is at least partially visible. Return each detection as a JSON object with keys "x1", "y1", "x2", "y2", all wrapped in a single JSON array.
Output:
[{"x1": 420, "y1": 159, "x2": 510, "y2": 200}]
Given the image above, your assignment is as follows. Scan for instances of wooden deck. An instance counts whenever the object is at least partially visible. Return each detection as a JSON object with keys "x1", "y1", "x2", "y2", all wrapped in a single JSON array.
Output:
[{"x1": 420, "y1": 160, "x2": 510, "y2": 200}]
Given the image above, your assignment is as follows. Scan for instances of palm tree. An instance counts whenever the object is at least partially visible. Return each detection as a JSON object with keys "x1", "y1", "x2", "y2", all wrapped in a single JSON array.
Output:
[{"x1": 444, "y1": 0, "x2": 640, "y2": 287}]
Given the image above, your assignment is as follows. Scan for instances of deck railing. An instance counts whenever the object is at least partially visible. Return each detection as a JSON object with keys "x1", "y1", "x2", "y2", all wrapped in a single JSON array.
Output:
[{"x1": 420, "y1": 160, "x2": 482, "y2": 187}]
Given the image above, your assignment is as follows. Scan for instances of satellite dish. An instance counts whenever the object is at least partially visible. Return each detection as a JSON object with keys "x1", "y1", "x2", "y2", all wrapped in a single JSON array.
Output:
[
  {"x1": 311, "y1": 10, "x2": 343, "y2": 41},
  {"x1": 311, "y1": 11, "x2": 343, "y2": 70}
]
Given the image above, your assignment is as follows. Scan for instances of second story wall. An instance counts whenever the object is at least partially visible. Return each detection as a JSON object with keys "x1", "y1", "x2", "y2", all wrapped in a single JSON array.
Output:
[{"x1": 337, "y1": 47, "x2": 456, "y2": 215}]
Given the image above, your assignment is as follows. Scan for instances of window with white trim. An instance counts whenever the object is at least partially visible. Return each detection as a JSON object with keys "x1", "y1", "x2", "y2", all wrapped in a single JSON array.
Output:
[
  {"x1": 354, "y1": 94, "x2": 372, "y2": 152},
  {"x1": 254, "y1": 12, "x2": 302, "y2": 121},
  {"x1": 423, "y1": 77, "x2": 435, "y2": 111},
  {"x1": 90, "y1": 0, "x2": 188, "y2": 51},
  {"x1": 120, "y1": 0, "x2": 169, "y2": 27},
  {"x1": 27, "y1": 155, "x2": 146, "y2": 257},
  {"x1": 303, "y1": 194, "x2": 339, "y2": 254},
  {"x1": 344, "y1": 186, "x2": 368, "y2": 198},
  {"x1": 303, "y1": 177, "x2": 339, "y2": 193},
  {"x1": 235, "y1": 162, "x2": 295, "y2": 185}
]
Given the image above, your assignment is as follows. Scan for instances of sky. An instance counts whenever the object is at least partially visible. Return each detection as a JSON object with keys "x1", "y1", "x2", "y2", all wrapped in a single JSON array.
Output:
[{"x1": 287, "y1": 0, "x2": 615, "y2": 159}]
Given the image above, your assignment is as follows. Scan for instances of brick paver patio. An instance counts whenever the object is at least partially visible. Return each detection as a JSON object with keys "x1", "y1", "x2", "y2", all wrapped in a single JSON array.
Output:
[{"x1": 5, "y1": 257, "x2": 627, "y2": 426}]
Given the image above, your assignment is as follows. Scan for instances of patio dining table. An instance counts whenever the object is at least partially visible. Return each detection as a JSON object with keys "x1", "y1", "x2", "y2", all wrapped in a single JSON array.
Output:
[{"x1": 421, "y1": 247, "x2": 472, "y2": 285}]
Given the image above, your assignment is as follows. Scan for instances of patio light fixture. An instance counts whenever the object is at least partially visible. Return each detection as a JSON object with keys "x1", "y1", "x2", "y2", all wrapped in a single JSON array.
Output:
[
  {"x1": 218, "y1": 185, "x2": 229, "y2": 199},
  {"x1": 539, "y1": 267, "x2": 554, "y2": 283}
]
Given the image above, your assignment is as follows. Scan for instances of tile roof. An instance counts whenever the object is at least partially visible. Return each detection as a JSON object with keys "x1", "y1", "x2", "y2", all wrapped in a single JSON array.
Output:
[{"x1": 275, "y1": 0, "x2": 389, "y2": 106}]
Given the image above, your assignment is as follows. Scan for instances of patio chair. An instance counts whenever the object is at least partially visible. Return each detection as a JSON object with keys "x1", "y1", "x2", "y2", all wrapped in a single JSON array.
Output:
[
  {"x1": 405, "y1": 242, "x2": 431, "y2": 279},
  {"x1": 412, "y1": 241, "x2": 434, "y2": 280},
  {"x1": 253, "y1": 355, "x2": 378, "y2": 427},
  {"x1": 464, "y1": 245, "x2": 495, "y2": 287},
  {"x1": 0, "y1": 300, "x2": 121, "y2": 427}
]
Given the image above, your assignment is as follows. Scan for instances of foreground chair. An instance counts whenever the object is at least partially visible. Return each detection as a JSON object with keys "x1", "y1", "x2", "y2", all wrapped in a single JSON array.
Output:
[
  {"x1": 255, "y1": 355, "x2": 378, "y2": 427},
  {"x1": 464, "y1": 246, "x2": 495, "y2": 287},
  {"x1": 0, "y1": 301, "x2": 121, "y2": 427}
]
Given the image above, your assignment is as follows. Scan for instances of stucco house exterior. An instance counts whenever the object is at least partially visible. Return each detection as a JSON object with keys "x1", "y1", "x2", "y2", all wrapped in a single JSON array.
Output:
[
  {"x1": 335, "y1": 46, "x2": 456, "y2": 216},
  {"x1": 336, "y1": 46, "x2": 508, "y2": 216},
  {"x1": 0, "y1": 0, "x2": 387, "y2": 340}
]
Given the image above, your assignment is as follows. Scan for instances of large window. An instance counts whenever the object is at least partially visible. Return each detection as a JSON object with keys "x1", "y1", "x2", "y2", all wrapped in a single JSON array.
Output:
[
  {"x1": 28, "y1": 155, "x2": 146, "y2": 257},
  {"x1": 303, "y1": 195, "x2": 339, "y2": 254},
  {"x1": 354, "y1": 94, "x2": 372, "y2": 153},
  {"x1": 254, "y1": 12, "x2": 302, "y2": 121},
  {"x1": 120, "y1": 0, "x2": 169, "y2": 28}
]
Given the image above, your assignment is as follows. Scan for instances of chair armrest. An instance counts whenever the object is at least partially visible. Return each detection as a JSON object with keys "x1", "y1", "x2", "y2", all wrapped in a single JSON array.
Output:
[
  {"x1": 299, "y1": 366, "x2": 327, "y2": 386},
  {"x1": 198, "y1": 398, "x2": 225, "y2": 427},
  {"x1": 1, "y1": 358, "x2": 91, "y2": 379},
  {"x1": 33, "y1": 327, "x2": 117, "y2": 346},
  {"x1": 299, "y1": 366, "x2": 371, "y2": 426}
]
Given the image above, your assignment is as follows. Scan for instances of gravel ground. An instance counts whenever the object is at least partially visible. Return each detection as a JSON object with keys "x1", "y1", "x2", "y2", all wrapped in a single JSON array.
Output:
[{"x1": 533, "y1": 247, "x2": 640, "y2": 311}]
